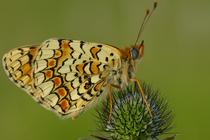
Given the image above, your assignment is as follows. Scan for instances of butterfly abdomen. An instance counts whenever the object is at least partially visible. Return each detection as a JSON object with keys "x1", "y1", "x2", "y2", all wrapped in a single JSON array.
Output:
[{"x1": 2, "y1": 46, "x2": 38, "y2": 93}]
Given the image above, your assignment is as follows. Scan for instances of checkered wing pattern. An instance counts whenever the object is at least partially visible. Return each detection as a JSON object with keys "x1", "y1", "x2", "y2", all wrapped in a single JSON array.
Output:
[
  {"x1": 3, "y1": 45, "x2": 38, "y2": 94},
  {"x1": 2, "y1": 39, "x2": 122, "y2": 119}
]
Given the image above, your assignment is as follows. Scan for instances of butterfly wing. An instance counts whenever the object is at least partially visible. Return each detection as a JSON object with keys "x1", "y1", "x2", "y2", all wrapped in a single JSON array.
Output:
[
  {"x1": 32, "y1": 39, "x2": 122, "y2": 118},
  {"x1": 2, "y1": 45, "x2": 38, "y2": 94},
  {"x1": 2, "y1": 39, "x2": 122, "y2": 119}
]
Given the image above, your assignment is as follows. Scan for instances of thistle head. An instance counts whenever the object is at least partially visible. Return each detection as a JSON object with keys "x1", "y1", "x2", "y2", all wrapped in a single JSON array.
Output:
[{"x1": 93, "y1": 82, "x2": 174, "y2": 140}]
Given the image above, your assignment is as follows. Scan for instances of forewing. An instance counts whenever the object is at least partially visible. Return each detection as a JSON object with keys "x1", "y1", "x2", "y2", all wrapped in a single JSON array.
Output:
[{"x1": 33, "y1": 39, "x2": 121, "y2": 118}]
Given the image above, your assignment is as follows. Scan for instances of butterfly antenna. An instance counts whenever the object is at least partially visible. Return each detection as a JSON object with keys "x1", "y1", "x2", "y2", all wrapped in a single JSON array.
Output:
[{"x1": 134, "y1": 1, "x2": 158, "y2": 46}]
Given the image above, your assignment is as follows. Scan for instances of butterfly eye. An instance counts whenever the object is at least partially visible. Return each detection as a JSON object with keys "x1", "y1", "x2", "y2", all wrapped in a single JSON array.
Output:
[{"x1": 131, "y1": 48, "x2": 139, "y2": 60}]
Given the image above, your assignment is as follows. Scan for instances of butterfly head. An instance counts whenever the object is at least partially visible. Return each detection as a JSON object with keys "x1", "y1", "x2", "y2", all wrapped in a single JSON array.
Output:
[
  {"x1": 130, "y1": 40, "x2": 144, "y2": 60},
  {"x1": 120, "y1": 40, "x2": 144, "y2": 79}
]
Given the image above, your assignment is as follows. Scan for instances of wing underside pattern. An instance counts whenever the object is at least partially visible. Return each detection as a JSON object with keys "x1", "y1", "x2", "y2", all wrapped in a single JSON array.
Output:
[
  {"x1": 2, "y1": 38, "x2": 122, "y2": 119},
  {"x1": 2, "y1": 46, "x2": 38, "y2": 94}
]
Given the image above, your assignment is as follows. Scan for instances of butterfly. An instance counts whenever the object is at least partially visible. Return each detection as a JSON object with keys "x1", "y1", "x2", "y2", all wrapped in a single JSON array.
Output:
[
  {"x1": 2, "y1": 2, "x2": 157, "y2": 119},
  {"x1": 2, "y1": 39, "x2": 147, "y2": 118}
]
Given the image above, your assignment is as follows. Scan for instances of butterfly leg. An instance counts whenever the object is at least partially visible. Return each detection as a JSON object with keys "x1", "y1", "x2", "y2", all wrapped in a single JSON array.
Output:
[
  {"x1": 108, "y1": 84, "x2": 121, "y2": 121},
  {"x1": 108, "y1": 85, "x2": 113, "y2": 121},
  {"x1": 130, "y1": 78, "x2": 153, "y2": 117}
]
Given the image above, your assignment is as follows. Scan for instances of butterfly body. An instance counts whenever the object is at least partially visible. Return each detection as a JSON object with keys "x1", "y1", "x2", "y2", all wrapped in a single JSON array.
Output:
[{"x1": 2, "y1": 38, "x2": 143, "y2": 119}]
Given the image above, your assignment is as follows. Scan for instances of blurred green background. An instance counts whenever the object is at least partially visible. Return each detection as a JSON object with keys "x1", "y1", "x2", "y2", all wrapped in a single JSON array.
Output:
[{"x1": 0, "y1": 0, "x2": 209, "y2": 139}]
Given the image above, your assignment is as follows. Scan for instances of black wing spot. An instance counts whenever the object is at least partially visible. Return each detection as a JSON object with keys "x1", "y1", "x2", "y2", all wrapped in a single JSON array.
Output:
[
  {"x1": 89, "y1": 61, "x2": 94, "y2": 74},
  {"x1": 97, "y1": 44, "x2": 102, "y2": 48},
  {"x1": 74, "y1": 73, "x2": 78, "y2": 77},
  {"x1": 57, "y1": 39, "x2": 63, "y2": 46},
  {"x1": 112, "y1": 59, "x2": 115, "y2": 65},
  {"x1": 69, "y1": 46, "x2": 74, "y2": 58},
  {"x1": 103, "y1": 64, "x2": 108, "y2": 70},
  {"x1": 72, "y1": 59, "x2": 76, "y2": 64},
  {"x1": 71, "y1": 80, "x2": 75, "y2": 88},
  {"x1": 105, "y1": 57, "x2": 109, "y2": 62},
  {"x1": 78, "y1": 53, "x2": 82, "y2": 59},
  {"x1": 84, "y1": 75, "x2": 88, "y2": 79},
  {"x1": 84, "y1": 81, "x2": 91, "y2": 89},
  {"x1": 81, "y1": 96, "x2": 91, "y2": 101},
  {"x1": 87, "y1": 90, "x2": 94, "y2": 97},
  {"x1": 80, "y1": 41, "x2": 85, "y2": 53},
  {"x1": 96, "y1": 90, "x2": 103, "y2": 97},
  {"x1": 79, "y1": 76, "x2": 82, "y2": 83}
]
